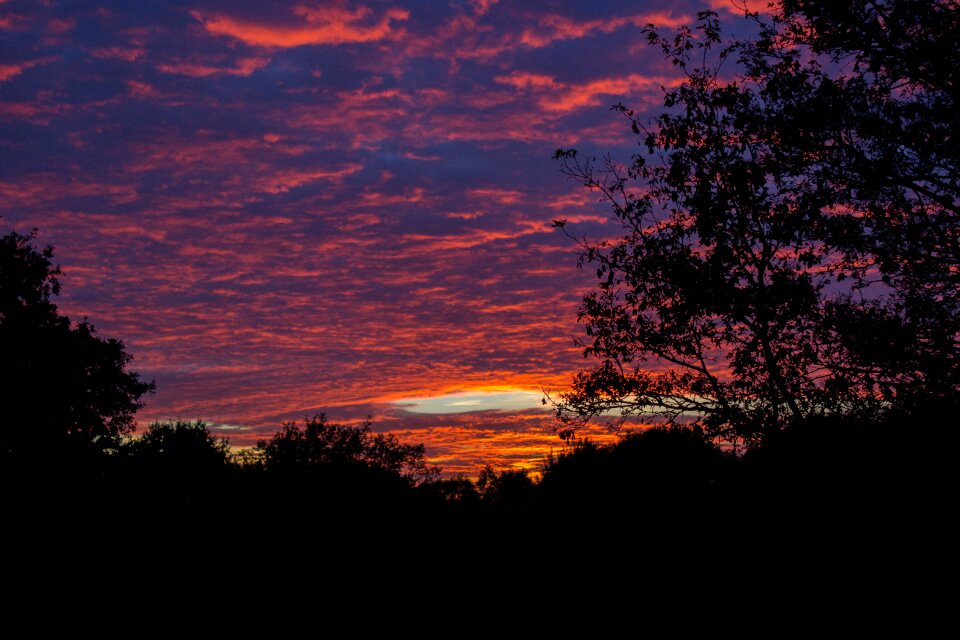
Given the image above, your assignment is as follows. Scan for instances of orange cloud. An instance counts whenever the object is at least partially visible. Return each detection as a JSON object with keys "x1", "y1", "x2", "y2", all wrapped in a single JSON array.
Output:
[
  {"x1": 467, "y1": 188, "x2": 525, "y2": 204},
  {"x1": 707, "y1": 0, "x2": 772, "y2": 15},
  {"x1": 193, "y1": 4, "x2": 409, "y2": 48}
]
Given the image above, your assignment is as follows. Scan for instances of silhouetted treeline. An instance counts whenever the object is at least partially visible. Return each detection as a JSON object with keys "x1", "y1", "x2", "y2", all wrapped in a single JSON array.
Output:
[{"x1": 5, "y1": 401, "x2": 955, "y2": 575}]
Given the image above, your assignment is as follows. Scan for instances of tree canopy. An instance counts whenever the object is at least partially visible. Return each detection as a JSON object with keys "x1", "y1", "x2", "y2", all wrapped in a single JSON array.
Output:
[
  {"x1": 552, "y1": 0, "x2": 959, "y2": 443},
  {"x1": 256, "y1": 413, "x2": 440, "y2": 486},
  {"x1": 124, "y1": 420, "x2": 231, "y2": 473},
  {"x1": 0, "y1": 228, "x2": 153, "y2": 461}
]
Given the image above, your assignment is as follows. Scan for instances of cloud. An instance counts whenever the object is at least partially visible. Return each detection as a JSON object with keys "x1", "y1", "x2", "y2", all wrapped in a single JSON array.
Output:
[
  {"x1": 192, "y1": 4, "x2": 410, "y2": 48},
  {"x1": 391, "y1": 389, "x2": 548, "y2": 414},
  {"x1": 0, "y1": 56, "x2": 56, "y2": 82},
  {"x1": 469, "y1": 0, "x2": 499, "y2": 17},
  {"x1": 157, "y1": 55, "x2": 272, "y2": 78},
  {"x1": 496, "y1": 71, "x2": 680, "y2": 113},
  {"x1": 519, "y1": 11, "x2": 689, "y2": 48},
  {"x1": 707, "y1": 0, "x2": 771, "y2": 15},
  {"x1": 253, "y1": 164, "x2": 364, "y2": 194},
  {"x1": 89, "y1": 46, "x2": 146, "y2": 62},
  {"x1": 45, "y1": 17, "x2": 75, "y2": 34}
]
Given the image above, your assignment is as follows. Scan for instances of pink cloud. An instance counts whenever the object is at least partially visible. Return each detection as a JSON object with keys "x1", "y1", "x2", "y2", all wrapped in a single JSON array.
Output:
[
  {"x1": 253, "y1": 165, "x2": 363, "y2": 194},
  {"x1": 46, "y1": 17, "x2": 74, "y2": 34},
  {"x1": 469, "y1": 0, "x2": 500, "y2": 17},
  {"x1": 125, "y1": 79, "x2": 160, "y2": 99},
  {"x1": 0, "y1": 56, "x2": 57, "y2": 82},
  {"x1": 157, "y1": 55, "x2": 271, "y2": 78},
  {"x1": 0, "y1": 177, "x2": 139, "y2": 207},
  {"x1": 89, "y1": 46, "x2": 146, "y2": 62}
]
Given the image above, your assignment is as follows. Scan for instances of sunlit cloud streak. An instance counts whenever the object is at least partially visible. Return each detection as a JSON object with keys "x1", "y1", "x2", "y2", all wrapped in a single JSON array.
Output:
[
  {"x1": 1, "y1": 0, "x2": 728, "y2": 473},
  {"x1": 192, "y1": 4, "x2": 410, "y2": 48}
]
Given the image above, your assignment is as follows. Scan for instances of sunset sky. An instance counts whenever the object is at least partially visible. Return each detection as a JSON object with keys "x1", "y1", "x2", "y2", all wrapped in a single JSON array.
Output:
[{"x1": 1, "y1": 0, "x2": 754, "y2": 474}]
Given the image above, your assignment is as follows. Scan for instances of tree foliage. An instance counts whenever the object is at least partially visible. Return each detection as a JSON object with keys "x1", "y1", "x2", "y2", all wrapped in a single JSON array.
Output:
[
  {"x1": 256, "y1": 413, "x2": 440, "y2": 485},
  {"x1": 0, "y1": 228, "x2": 154, "y2": 460},
  {"x1": 552, "y1": 1, "x2": 958, "y2": 443},
  {"x1": 124, "y1": 420, "x2": 231, "y2": 473}
]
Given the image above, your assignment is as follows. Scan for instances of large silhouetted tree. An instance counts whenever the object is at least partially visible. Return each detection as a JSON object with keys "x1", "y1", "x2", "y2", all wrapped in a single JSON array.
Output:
[
  {"x1": 0, "y1": 228, "x2": 153, "y2": 462},
  {"x1": 552, "y1": 1, "x2": 958, "y2": 443},
  {"x1": 745, "y1": 0, "x2": 960, "y2": 409}
]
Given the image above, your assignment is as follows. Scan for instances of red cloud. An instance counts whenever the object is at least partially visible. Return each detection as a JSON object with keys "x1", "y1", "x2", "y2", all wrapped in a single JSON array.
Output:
[
  {"x1": 157, "y1": 55, "x2": 272, "y2": 78},
  {"x1": 192, "y1": 4, "x2": 409, "y2": 48},
  {"x1": 496, "y1": 71, "x2": 681, "y2": 113},
  {"x1": 519, "y1": 11, "x2": 689, "y2": 48},
  {"x1": 254, "y1": 165, "x2": 363, "y2": 194}
]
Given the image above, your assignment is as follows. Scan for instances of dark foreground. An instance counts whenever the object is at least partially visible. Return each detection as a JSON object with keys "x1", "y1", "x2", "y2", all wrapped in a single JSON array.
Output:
[{"x1": 4, "y1": 401, "x2": 954, "y2": 587}]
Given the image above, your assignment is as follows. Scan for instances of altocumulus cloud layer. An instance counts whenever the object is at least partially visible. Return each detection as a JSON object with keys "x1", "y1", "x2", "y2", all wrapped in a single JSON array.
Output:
[{"x1": 0, "y1": 0, "x2": 750, "y2": 473}]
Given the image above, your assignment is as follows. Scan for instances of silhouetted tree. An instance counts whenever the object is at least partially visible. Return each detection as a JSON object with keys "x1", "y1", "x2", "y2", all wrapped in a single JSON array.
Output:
[
  {"x1": 256, "y1": 413, "x2": 440, "y2": 486},
  {"x1": 552, "y1": 1, "x2": 958, "y2": 443},
  {"x1": 420, "y1": 473, "x2": 481, "y2": 506},
  {"x1": 124, "y1": 420, "x2": 231, "y2": 474},
  {"x1": 745, "y1": 0, "x2": 960, "y2": 412},
  {"x1": 0, "y1": 229, "x2": 153, "y2": 463},
  {"x1": 476, "y1": 465, "x2": 535, "y2": 505}
]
